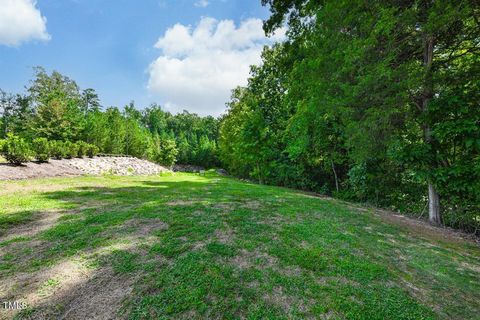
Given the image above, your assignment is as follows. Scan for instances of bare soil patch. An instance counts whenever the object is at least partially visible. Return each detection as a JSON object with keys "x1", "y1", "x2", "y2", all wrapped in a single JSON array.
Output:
[
  {"x1": 372, "y1": 208, "x2": 479, "y2": 245},
  {"x1": 299, "y1": 190, "x2": 479, "y2": 246},
  {"x1": 0, "y1": 210, "x2": 62, "y2": 243},
  {"x1": 0, "y1": 161, "x2": 81, "y2": 180},
  {"x1": 1, "y1": 219, "x2": 166, "y2": 319},
  {"x1": 5, "y1": 264, "x2": 135, "y2": 320},
  {"x1": 214, "y1": 223, "x2": 235, "y2": 244},
  {"x1": 166, "y1": 200, "x2": 197, "y2": 206}
]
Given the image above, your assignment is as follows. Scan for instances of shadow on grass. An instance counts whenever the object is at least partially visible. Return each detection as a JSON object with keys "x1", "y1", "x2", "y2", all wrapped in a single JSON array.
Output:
[
  {"x1": 1, "y1": 177, "x2": 229, "y2": 317},
  {"x1": 1, "y1": 175, "x2": 479, "y2": 319},
  {"x1": 2, "y1": 176, "x2": 287, "y2": 319}
]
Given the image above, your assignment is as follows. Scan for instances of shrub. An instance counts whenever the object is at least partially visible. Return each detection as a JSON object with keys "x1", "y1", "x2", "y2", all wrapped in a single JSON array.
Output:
[
  {"x1": 3, "y1": 134, "x2": 31, "y2": 165},
  {"x1": 86, "y1": 144, "x2": 99, "y2": 158},
  {"x1": 0, "y1": 139, "x2": 6, "y2": 153},
  {"x1": 63, "y1": 141, "x2": 78, "y2": 159},
  {"x1": 50, "y1": 140, "x2": 66, "y2": 159},
  {"x1": 32, "y1": 138, "x2": 50, "y2": 162},
  {"x1": 76, "y1": 141, "x2": 89, "y2": 158}
]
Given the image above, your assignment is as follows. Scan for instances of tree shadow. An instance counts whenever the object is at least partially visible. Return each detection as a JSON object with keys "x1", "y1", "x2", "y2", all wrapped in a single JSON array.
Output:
[
  {"x1": 2, "y1": 175, "x2": 480, "y2": 319},
  {"x1": 0, "y1": 177, "x2": 224, "y2": 319}
]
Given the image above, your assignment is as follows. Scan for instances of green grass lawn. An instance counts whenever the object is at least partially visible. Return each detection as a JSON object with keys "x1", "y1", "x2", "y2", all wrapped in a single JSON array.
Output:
[{"x1": 0, "y1": 173, "x2": 479, "y2": 319}]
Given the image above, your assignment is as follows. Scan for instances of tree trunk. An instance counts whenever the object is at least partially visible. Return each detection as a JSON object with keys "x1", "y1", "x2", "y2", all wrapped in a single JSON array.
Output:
[
  {"x1": 422, "y1": 34, "x2": 442, "y2": 225},
  {"x1": 331, "y1": 160, "x2": 339, "y2": 192},
  {"x1": 428, "y1": 183, "x2": 441, "y2": 225},
  {"x1": 256, "y1": 162, "x2": 263, "y2": 185}
]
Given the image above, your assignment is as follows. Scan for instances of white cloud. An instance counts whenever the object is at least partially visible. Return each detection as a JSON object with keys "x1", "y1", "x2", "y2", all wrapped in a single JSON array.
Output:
[
  {"x1": 148, "y1": 17, "x2": 285, "y2": 116},
  {"x1": 194, "y1": 0, "x2": 209, "y2": 7},
  {"x1": 0, "y1": 0, "x2": 50, "y2": 46}
]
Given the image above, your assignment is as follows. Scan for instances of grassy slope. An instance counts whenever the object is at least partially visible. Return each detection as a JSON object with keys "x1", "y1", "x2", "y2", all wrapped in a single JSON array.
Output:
[{"x1": 0, "y1": 173, "x2": 479, "y2": 319}]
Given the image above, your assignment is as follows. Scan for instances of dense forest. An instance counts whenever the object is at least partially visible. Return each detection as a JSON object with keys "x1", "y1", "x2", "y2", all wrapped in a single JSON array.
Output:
[
  {"x1": 0, "y1": 67, "x2": 220, "y2": 168},
  {"x1": 1, "y1": 1, "x2": 479, "y2": 235},
  {"x1": 219, "y1": 0, "x2": 479, "y2": 234}
]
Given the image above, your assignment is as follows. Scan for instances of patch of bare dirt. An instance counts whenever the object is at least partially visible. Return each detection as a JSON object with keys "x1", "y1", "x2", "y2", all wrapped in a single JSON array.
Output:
[
  {"x1": 315, "y1": 276, "x2": 359, "y2": 287},
  {"x1": 264, "y1": 286, "x2": 312, "y2": 315},
  {"x1": 319, "y1": 311, "x2": 340, "y2": 319},
  {"x1": 0, "y1": 210, "x2": 62, "y2": 243},
  {"x1": 166, "y1": 200, "x2": 197, "y2": 206},
  {"x1": 459, "y1": 261, "x2": 480, "y2": 273},
  {"x1": 214, "y1": 223, "x2": 235, "y2": 244},
  {"x1": 6, "y1": 264, "x2": 135, "y2": 320},
  {"x1": 212, "y1": 202, "x2": 234, "y2": 211},
  {"x1": 298, "y1": 190, "x2": 479, "y2": 246},
  {"x1": 229, "y1": 249, "x2": 278, "y2": 270},
  {"x1": 373, "y1": 209, "x2": 479, "y2": 245},
  {"x1": 191, "y1": 241, "x2": 208, "y2": 251},
  {"x1": 56, "y1": 267, "x2": 134, "y2": 320},
  {"x1": 0, "y1": 161, "x2": 82, "y2": 181},
  {"x1": 2, "y1": 218, "x2": 167, "y2": 319},
  {"x1": 228, "y1": 247, "x2": 304, "y2": 279},
  {"x1": 241, "y1": 200, "x2": 263, "y2": 210},
  {"x1": 1, "y1": 259, "x2": 93, "y2": 319},
  {"x1": 257, "y1": 214, "x2": 289, "y2": 226},
  {"x1": 121, "y1": 218, "x2": 168, "y2": 235},
  {"x1": 296, "y1": 191, "x2": 334, "y2": 201}
]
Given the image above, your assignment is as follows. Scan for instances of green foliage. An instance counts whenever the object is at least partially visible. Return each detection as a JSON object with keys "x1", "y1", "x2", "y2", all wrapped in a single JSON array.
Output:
[
  {"x1": 49, "y1": 140, "x2": 66, "y2": 160},
  {"x1": 32, "y1": 137, "x2": 50, "y2": 162},
  {"x1": 195, "y1": 135, "x2": 218, "y2": 168},
  {"x1": 85, "y1": 144, "x2": 99, "y2": 158},
  {"x1": 103, "y1": 107, "x2": 126, "y2": 154},
  {"x1": 63, "y1": 141, "x2": 79, "y2": 159},
  {"x1": 28, "y1": 68, "x2": 84, "y2": 141},
  {"x1": 219, "y1": 0, "x2": 480, "y2": 233},
  {"x1": 2, "y1": 69, "x2": 220, "y2": 169},
  {"x1": 0, "y1": 90, "x2": 33, "y2": 139},
  {"x1": 152, "y1": 136, "x2": 178, "y2": 167},
  {"x1": 1, "y1": 0, "x2": 478, "y2": 236},
  {"x1": 143, "y1": 107, "x2": 220, "y2": 167},
  {"x1": 75, "y1": 141, "x2": 89, "y2": 158},
  {"x1": 2, "y1": 134, "x2": 31, "y2": 165},
  {"x1": 0, "y1": 139, "x2": 5, "y2": 153}
]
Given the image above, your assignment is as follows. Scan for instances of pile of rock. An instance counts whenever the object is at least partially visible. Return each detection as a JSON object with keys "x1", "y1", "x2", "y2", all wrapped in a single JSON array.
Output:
[
  {"x1": 68, "y1": 157, "x2": 170, "y2": 176},
  {"x1": 0, "y1": 156, "x2": 170, "y2": 180}
]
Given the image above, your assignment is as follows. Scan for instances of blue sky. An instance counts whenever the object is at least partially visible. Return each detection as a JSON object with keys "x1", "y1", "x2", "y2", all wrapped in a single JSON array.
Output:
[{"x1": 0, "y1": 0, "x2": 282, "y2": 116}]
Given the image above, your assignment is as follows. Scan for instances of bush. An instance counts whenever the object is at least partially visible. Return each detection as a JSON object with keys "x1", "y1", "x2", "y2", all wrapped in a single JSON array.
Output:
[
  {"x1": 0, "y1": 139, "x2": 6, "y2": 154},
  {"x1": 3, "y1": 134, "x2": 31, "y2": 165},
  {"x1": 32, "y1": 138, "x2": 50, "y2": 162},
  {"x1": 86, "y1": 144, "x2": 99, "y2": 158},
  {"x1": 50, "y1": 140, "x2": 66, "y2": 159},
  {"x1": 63, "y1": 141, "x2": 78, "y2": 159},
  {"x1": 76, "y1": 141, "x2": 89, "y2": 158}
]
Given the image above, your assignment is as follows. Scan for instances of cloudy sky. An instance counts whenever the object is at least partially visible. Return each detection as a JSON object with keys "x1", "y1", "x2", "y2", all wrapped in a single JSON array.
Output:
[{"x1": 0, "y1": 0, "x2": 283, "y2": 116}]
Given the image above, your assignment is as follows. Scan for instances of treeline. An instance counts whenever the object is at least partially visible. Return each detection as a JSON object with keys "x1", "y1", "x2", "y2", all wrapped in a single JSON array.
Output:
[
  {"x1": 0, "y1": 67, "x2": 220, "y2": 167},
  {"x1": 219, "y1": 1, "x2": 480, "y2": 233}
]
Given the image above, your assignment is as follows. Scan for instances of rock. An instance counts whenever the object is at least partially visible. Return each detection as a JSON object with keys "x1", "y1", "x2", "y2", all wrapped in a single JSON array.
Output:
[{"x1": 216, "y1": 169, "x2": 228, "y2": 176}]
